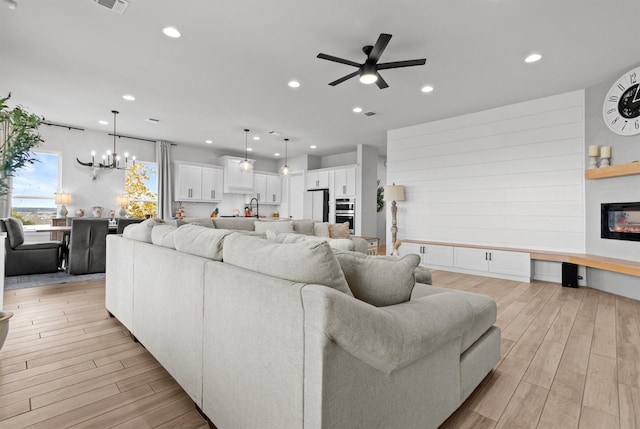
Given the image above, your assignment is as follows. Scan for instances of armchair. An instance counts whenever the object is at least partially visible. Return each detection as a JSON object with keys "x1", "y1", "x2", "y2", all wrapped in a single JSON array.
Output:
[
  {"x1": 67, "y1": 218, "x2": 109, "y2": 275},
  {"x1": 0, "y1": 218, "x2": 61, "y2": 276}
]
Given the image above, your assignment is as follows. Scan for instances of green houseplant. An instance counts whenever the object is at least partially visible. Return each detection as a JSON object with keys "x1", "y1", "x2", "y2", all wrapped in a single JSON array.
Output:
[{"x1": 0, "y1": 93, "x2": 43, "y2": 196}]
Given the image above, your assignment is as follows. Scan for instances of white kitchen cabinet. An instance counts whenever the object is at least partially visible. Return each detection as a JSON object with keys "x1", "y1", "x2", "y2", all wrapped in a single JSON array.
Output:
[
  {"x1": 175, "y1": 164, "x2": 203, "y2": 201},
  {"x1": 202, "y1": 166, "x2": 223, "y2": 202},
  {"x1": 454, "y1": 247, "x2": 530, "y2": 282},
  {"x1": 266, "y1": 175, "x2": 282, "y2": 204},
  {"x1": 334, "y1": 167, "x2": 356, "y2": 196},
  {"x1": 222, "y1": 156, "x2": 254, "y2": 194},
  {"x1": 398, "y1": 243, "x2": 454, "y2": 269},
  {"x1": 307, "y1": 170, "x2": 329, "y2": 190},
  {"x1": 175, "y1": 162, "x2": 223, "y2": 202}
]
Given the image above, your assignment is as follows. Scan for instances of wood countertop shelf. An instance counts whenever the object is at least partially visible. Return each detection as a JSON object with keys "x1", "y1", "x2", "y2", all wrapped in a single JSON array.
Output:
[{"x1": 585, "y1": 161, "x2": 640, "y2": 179}]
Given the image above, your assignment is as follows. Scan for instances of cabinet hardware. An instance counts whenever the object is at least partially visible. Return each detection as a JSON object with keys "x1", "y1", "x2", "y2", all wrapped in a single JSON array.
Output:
[
  {"x1": 272, "y1": 194, "x2": 275, "y2": 202},
  {"x1": 257, "y1": 193, "x2": 261, "y2": 201},
  {"x1": 343, "y1": 185, "x2": 346, "y2": 194}
]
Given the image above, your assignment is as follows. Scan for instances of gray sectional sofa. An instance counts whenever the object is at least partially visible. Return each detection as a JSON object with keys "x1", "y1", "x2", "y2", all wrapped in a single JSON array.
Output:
[{"x1": 106, "y1": 219, "x2": 500, "y2": 429}]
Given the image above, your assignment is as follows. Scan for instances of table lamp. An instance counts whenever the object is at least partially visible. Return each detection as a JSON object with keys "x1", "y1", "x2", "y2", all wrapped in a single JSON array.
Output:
[
  {"x1": 117, "y1": 195, "x2": 130, "y2": 217},
  {"x1": 55, "y1": 192, "x2": 72, "y2": 218},
  {"x1": 382, "y1": 183, "x2": 405, "y2": 254}
]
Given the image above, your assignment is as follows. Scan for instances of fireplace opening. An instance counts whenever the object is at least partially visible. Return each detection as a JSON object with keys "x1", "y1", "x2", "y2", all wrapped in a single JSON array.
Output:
[{"x1": 601, "y1": 202, "x2": 640, "y2": 242}]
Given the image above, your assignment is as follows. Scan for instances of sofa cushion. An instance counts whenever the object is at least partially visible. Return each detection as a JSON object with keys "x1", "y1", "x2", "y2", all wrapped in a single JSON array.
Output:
[
  {"x1": 313, "y1": 222, "x2": 330, "y2": 237},
  {"x1": 176, "y1": 217, "x2": 215, "y2": 228},
  {"x1": 212, "y1": 218, "x2": 256, "y2": 231},
  {"x1": 223, "y1": 233, "x2": 353, "y2": 296},
  {"x1": 293, "y1": 220, "x2": 315, "y2": 235},
  {"x1": 266, "y1": 230, "x2": 356, "y2": 252},
  {"x1": 4, "y1": 217, "x2": 25, "y2": 247},
  {"x1": 151, "y1": 224, "x2": 178, "y2": 249},
  {"x1": 329, "y1": 221, "x2": 351, "y2": 239},
  {"x1": 334, "y1": 251, "x2": 421, "y2": 307},
  {"x1": 122, "y1": 218, "x2": 165, "y2": 243},
  {"x1": 174, "y1": 224, "x2": 234, "y2": 261},
  {"x1": 254, "y1": 220, "x2": 294, "y2": 234}
]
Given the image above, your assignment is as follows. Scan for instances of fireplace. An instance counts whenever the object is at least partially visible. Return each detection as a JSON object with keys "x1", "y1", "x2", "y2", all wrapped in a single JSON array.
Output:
[{"x1": 601, "y1": 202, "x2": 640, "y2": 242}]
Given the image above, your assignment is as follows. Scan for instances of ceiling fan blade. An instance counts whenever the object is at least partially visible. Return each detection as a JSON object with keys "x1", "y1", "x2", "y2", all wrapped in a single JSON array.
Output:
[
  {"x1": 317, "y1": 53, "x2": 361, "y2": 68},
  {"x1": 329, "y1": 70, "x2": 360, "y2": 86},
  {"x1": 375, "y1": 73, "x2": 389, "y2": 89},
  {"x1": 377, "y1": 59, "x2": 427, "y2": 70},
  {"x1": 368, "y1": 33, "x2": 392, "y2": 63}
]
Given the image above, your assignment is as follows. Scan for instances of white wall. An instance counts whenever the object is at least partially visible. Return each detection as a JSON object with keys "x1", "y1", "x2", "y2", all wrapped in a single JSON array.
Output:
[
  {"x1": 377, "y1": 155, "x2": 387, "y2": 245},
  {"x1": 387, "y1": 90, "x2": 586, "y2": 253}
]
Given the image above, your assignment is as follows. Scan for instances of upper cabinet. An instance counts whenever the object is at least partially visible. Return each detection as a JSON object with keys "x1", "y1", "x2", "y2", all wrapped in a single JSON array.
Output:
[
  {"x1": 174, "y1": 162, "x2": 223, "y2": 202},
  {"x1": 307, "y1": 170, "x2": 329, "y2": 190},
  {"x1": 253, "y1": 173, "x2": 282, "y2": 204},
  {"x1": 334, "y1": 167, "x2": 356, "y2": 196},
  {"x1": 222, "y1": 156, "x2": 254, "y2": 194}
]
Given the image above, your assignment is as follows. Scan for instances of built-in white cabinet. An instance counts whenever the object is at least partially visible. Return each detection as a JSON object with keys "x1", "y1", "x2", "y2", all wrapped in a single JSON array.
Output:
[
  {"x1": 175, "y1": 162, "x2": 223, "y2": 202},
  {"x1": 253, "y1": 173, "x2": 282, "y2": 204},
  {"x1": 307, "y1": 170, "x2": 329, "y2": 190},
  {"x1": 400, "y1": 241, "x2": 531, "y2": 282},
  {"x1": 334, "y1": 167, "x2": 356, "y2": 196},
  {"x1": 454, "y1": 248, "x2": 531, "y2": 281},
  {"x1": 222, "y1": 156, "x2": 254, "y2": 194}
]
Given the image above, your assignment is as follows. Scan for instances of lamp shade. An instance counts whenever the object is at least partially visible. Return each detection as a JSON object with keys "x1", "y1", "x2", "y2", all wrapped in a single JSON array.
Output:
[
  {"x1": 55, "y1": 193, "x2": 72, "y2": 205},
  {"x1": 117, "y1": 195, "x2": 130, "y2": 207},
  {"x1": 383, "y1": 185, "x2": 405, "y2": 202}
]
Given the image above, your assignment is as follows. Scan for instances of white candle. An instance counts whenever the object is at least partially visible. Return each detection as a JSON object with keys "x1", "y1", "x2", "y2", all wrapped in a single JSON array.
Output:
[
  {"x1": 600, "y1": 146, "x2": 611, "y2": 158},
  {"x1": 588, "y1": 145, "x2": 599, "y2": 157}
]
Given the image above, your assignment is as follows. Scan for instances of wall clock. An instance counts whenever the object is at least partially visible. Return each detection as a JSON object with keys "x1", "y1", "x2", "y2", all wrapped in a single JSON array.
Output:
[{"x1": 603, "y1": 65, "x2": 640, "y2": 136}]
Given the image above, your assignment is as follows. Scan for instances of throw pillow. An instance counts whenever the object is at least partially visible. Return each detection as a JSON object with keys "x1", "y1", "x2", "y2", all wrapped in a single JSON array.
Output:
[
  {"x1": 329, "y1": 221, "x2": 350, "y2": 239},
  {"x1": 123, "y1": 218, "x2": 165, "y2": 243},
  {"x1": 415, "y1": 266, "x2": 433, "y2": 285},
  {"x1": 313, "y1": 222, "x2": 330, "y2": 237},
  {"x1": 254, "y1": 220, "x2": 294, "y2": 234},
  {"x1": 223, "y1": 233, "x2": 353, "y2": 296},
  {"x1": 173, "y1": 224, "x2": 234, "y2": 261},
  {"x1": 334, "y1": 251, "x2": 421, "y2": 306},
  {"x1": 151, "y1": 224, "x2": 177, "y2": 249}
]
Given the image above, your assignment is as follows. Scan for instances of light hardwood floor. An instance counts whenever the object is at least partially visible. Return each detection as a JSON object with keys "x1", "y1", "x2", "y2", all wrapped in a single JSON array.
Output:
[{"x1": 1, "y1": 273, "x2": 639, "y2": 428}]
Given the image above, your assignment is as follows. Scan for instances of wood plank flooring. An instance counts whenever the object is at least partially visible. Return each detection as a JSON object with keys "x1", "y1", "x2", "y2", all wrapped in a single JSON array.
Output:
[{"x1": 2, "y1": 272, "x2": 639, "y2": 428}]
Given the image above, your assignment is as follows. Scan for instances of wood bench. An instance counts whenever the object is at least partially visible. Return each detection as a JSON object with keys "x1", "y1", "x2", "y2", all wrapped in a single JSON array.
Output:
[{"x1": 530, "y1": 251, "x2": 640, "y2": 277}]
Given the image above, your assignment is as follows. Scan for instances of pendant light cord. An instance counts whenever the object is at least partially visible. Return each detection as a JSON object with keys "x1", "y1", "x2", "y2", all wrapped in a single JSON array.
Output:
[{"x1": 244, "y1": 128, "x2": 249, "y2": 161}]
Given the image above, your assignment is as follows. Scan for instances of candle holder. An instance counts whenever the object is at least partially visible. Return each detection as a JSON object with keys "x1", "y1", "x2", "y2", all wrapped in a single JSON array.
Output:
[
  {"x1": 589, "y1": 156, "x2": 598, "y2": 169},
  {"x1": 600, "y1": 156, "x2": 610, "y2": 167}
]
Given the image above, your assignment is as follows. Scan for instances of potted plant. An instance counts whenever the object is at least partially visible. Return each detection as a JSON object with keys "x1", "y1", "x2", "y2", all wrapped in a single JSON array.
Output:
[{"x1": 0, "y1": 93, "x2": 43, "y2": 197}]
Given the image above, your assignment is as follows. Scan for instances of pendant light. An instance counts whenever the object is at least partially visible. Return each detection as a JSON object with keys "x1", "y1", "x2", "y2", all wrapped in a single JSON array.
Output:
[
  {"x1": 238, "y1": 128, "x2": 253, "y2": 173},
  {"x1": 279, "y1": 138, "x2": 291, "y2": 177}
]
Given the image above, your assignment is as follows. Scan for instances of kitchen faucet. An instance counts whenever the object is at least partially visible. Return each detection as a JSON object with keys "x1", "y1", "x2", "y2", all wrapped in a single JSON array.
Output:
[{"x1": 249, "y1": 197, "x2": 259, "y2": 218}]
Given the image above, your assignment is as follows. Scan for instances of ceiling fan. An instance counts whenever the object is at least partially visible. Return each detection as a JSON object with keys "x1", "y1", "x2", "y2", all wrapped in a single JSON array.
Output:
[{"x1": 317, "y1": 33, "x2": 426, "y2": 89}]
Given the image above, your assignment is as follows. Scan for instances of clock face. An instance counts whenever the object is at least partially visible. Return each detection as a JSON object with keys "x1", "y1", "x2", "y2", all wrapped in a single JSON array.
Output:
[{"x1": 603, "y1": 66, "x2": 640, "y2": 135}]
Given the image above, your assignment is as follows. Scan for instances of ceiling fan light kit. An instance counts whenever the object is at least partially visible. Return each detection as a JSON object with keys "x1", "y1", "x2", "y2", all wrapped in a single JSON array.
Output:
[{"x1": 317, "y1": 33, "x2": 426, "y2": 89}]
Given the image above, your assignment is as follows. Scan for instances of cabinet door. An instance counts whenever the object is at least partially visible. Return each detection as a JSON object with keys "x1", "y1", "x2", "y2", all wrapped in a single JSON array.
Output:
[
  {"x1": 253, "y1": 174, "x2": 267, "y2": 202},
  {"x1": 344, "y1": 167, "x2": 356, "y2": 196},
  {"x1": 398, "y1": 242, "x2": 422, "y2": 260},
  {"x1": 454, "y1": 247, "x2": 489, "y2": 272},
  {"x1": 307, "y1": 172, "x2": 319, "y2": 190},
  {"x1": 224, "y1": 158, "x2": 254, "y2": 193},
  {"x1": 488, "y1": 250, "x2": 531, "y2": 278},
  {"x1": 334, "y1": 168, "x2": 356, "y2": 196},
  {"x1": 317, "y1": 171, "x2": 329, "y2": 188},
  {"x1": 175, "y1": 164, "x2": 202, "y2": 200},
  {"x1": 423, "y1": 245, "x2": 454, "y2": 268},
  {"x1": 202, "y1": 167, "x2": 223, "y2": 202},
  {"x1": 266, "y1": 175, "x2": 282, "y2": 204}
]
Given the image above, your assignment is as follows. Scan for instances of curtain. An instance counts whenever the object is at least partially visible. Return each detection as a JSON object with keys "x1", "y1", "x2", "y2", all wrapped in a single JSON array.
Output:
[{"x1": 155, "y1": 141, "x2": 173, "y2": 219}]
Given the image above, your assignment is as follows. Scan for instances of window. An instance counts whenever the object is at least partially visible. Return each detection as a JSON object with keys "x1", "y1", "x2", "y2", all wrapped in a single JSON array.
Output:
[
  {"x1": 11, "y1": 151, "x2": 60, "y2": 225},
  {"x1": 125, "y1": 161, "x2": 158, "y2": 218}
]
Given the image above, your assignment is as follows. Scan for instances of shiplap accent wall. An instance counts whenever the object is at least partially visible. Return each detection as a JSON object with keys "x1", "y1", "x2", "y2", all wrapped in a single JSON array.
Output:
[{"x1": 387, "y1": 90, "x2": 585, "y2": 253}]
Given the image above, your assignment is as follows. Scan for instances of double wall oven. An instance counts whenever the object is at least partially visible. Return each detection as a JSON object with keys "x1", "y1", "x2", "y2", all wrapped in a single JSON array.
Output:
[{"x1": 335, "y1": 197, "x2": 355, "y2": 234}]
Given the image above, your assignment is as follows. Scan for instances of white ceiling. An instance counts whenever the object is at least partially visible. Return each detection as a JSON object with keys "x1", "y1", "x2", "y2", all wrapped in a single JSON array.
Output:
[{"x1": 1, "y1": 0, "x2": 639, "y2": 160}]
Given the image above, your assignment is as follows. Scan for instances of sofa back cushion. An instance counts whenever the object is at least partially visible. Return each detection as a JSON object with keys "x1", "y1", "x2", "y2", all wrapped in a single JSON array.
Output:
[
  {"x1": 4, "y1": 217, "x2": 25, "y2": 247},
  {"x1": 334, "y1": 251, "x2": 421, "y2": 306},
  {"x1": 313, "y1": 222, "x2": 330, "y2": 237},
  {"x1": 176, "y1": 217, "x2": 215, "y2": 228},
  {"x1": 122, "y1": 218, "x2": 165, "y2": 243},
  {"x1": 223, "y1": 233, "x2": 353, "y2": 296},
  {"x1": 151, "y1": 224, "x2": 178, "y2": 249},
  {"x1": 174, "y1": 224, "x2": 234, "y2": 261},
  {"x1": 293, "y1": 220, "x2": 315, "y2": 236},
  {"x1": 254, "y1": 220, "x2": 294, "y2": 234},
  {"x1": 212, "y1": 218, "x2": 256, "y2": 231},
  {"x1": 266, "y1": 231, "x2": 356, "y2": 252}
]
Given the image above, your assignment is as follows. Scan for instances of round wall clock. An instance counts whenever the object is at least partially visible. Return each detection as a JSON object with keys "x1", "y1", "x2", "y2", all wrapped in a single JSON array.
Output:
[{"x1": 603, "y1": 65, "x2": 640, "y2": 136}]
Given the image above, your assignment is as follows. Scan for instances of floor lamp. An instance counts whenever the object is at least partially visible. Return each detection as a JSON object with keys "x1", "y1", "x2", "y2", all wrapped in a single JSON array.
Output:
[{"x1": 383, "y1": 184, "x2": 405, "y2": 255}]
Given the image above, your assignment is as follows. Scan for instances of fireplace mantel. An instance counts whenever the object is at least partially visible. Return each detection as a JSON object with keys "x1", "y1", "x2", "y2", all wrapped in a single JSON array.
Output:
[{"x1": 585, "y1": 161, "x2": 640, "y2": 179}]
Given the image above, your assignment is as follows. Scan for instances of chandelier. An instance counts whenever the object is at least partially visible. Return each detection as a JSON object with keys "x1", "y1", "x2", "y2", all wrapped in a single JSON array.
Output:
[
  {"x1": 77, "y1": 110, "x2": 135, "y2": 178},
  {"x1": 279, "y1": 138, "x2": 291, "y2": 177}
]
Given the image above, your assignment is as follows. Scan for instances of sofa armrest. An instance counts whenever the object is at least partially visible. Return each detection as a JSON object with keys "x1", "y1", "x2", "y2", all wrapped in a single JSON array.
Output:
[{"x1": 301, "y1": 285, "x2": 473, "y2": 374}]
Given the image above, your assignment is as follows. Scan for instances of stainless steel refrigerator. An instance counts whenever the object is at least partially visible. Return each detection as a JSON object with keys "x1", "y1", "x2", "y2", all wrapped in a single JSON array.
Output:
[{"x1": 309, "y1": 189, "x2": 329, "y2": 222}]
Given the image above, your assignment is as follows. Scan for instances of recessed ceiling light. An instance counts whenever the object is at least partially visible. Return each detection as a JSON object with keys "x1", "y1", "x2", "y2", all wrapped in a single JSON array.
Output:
[
  {"x1": 274, "y1": 153, "x2": 280, "y2": 157},
  {"x1": 253, "y1": 136, "x2": 260, "y2": 141},
  {"x1": 353, "y1": 107, "x2": 363, "y2": 113},
  {"x1": 525, "y1": 53, "x2": 542, "y2": 63},
  {"x1": 205, "y1": 140, "x2": 213, "y2": 144},
  {"x1": 122, "y1": 94, "x2": 135, "y2": 101},
  {"x1": 421, "y1": 85, "x2": 434, "y2": 93},
  {"x1": 288, "y1": 80, "x2": 300, "y2": 88},
  {"x1": 162, "y1": 27, "x2": 181, "y2": 38},
  {"x1": 98, "y1": 120, "x2": 108, "y2": 125},
  {"x1": 310, "y1": 145, "x2": 317, "y2": 149},
  {"x1": 247, "y1": 148, "x2": 253, "y2": 152}
]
